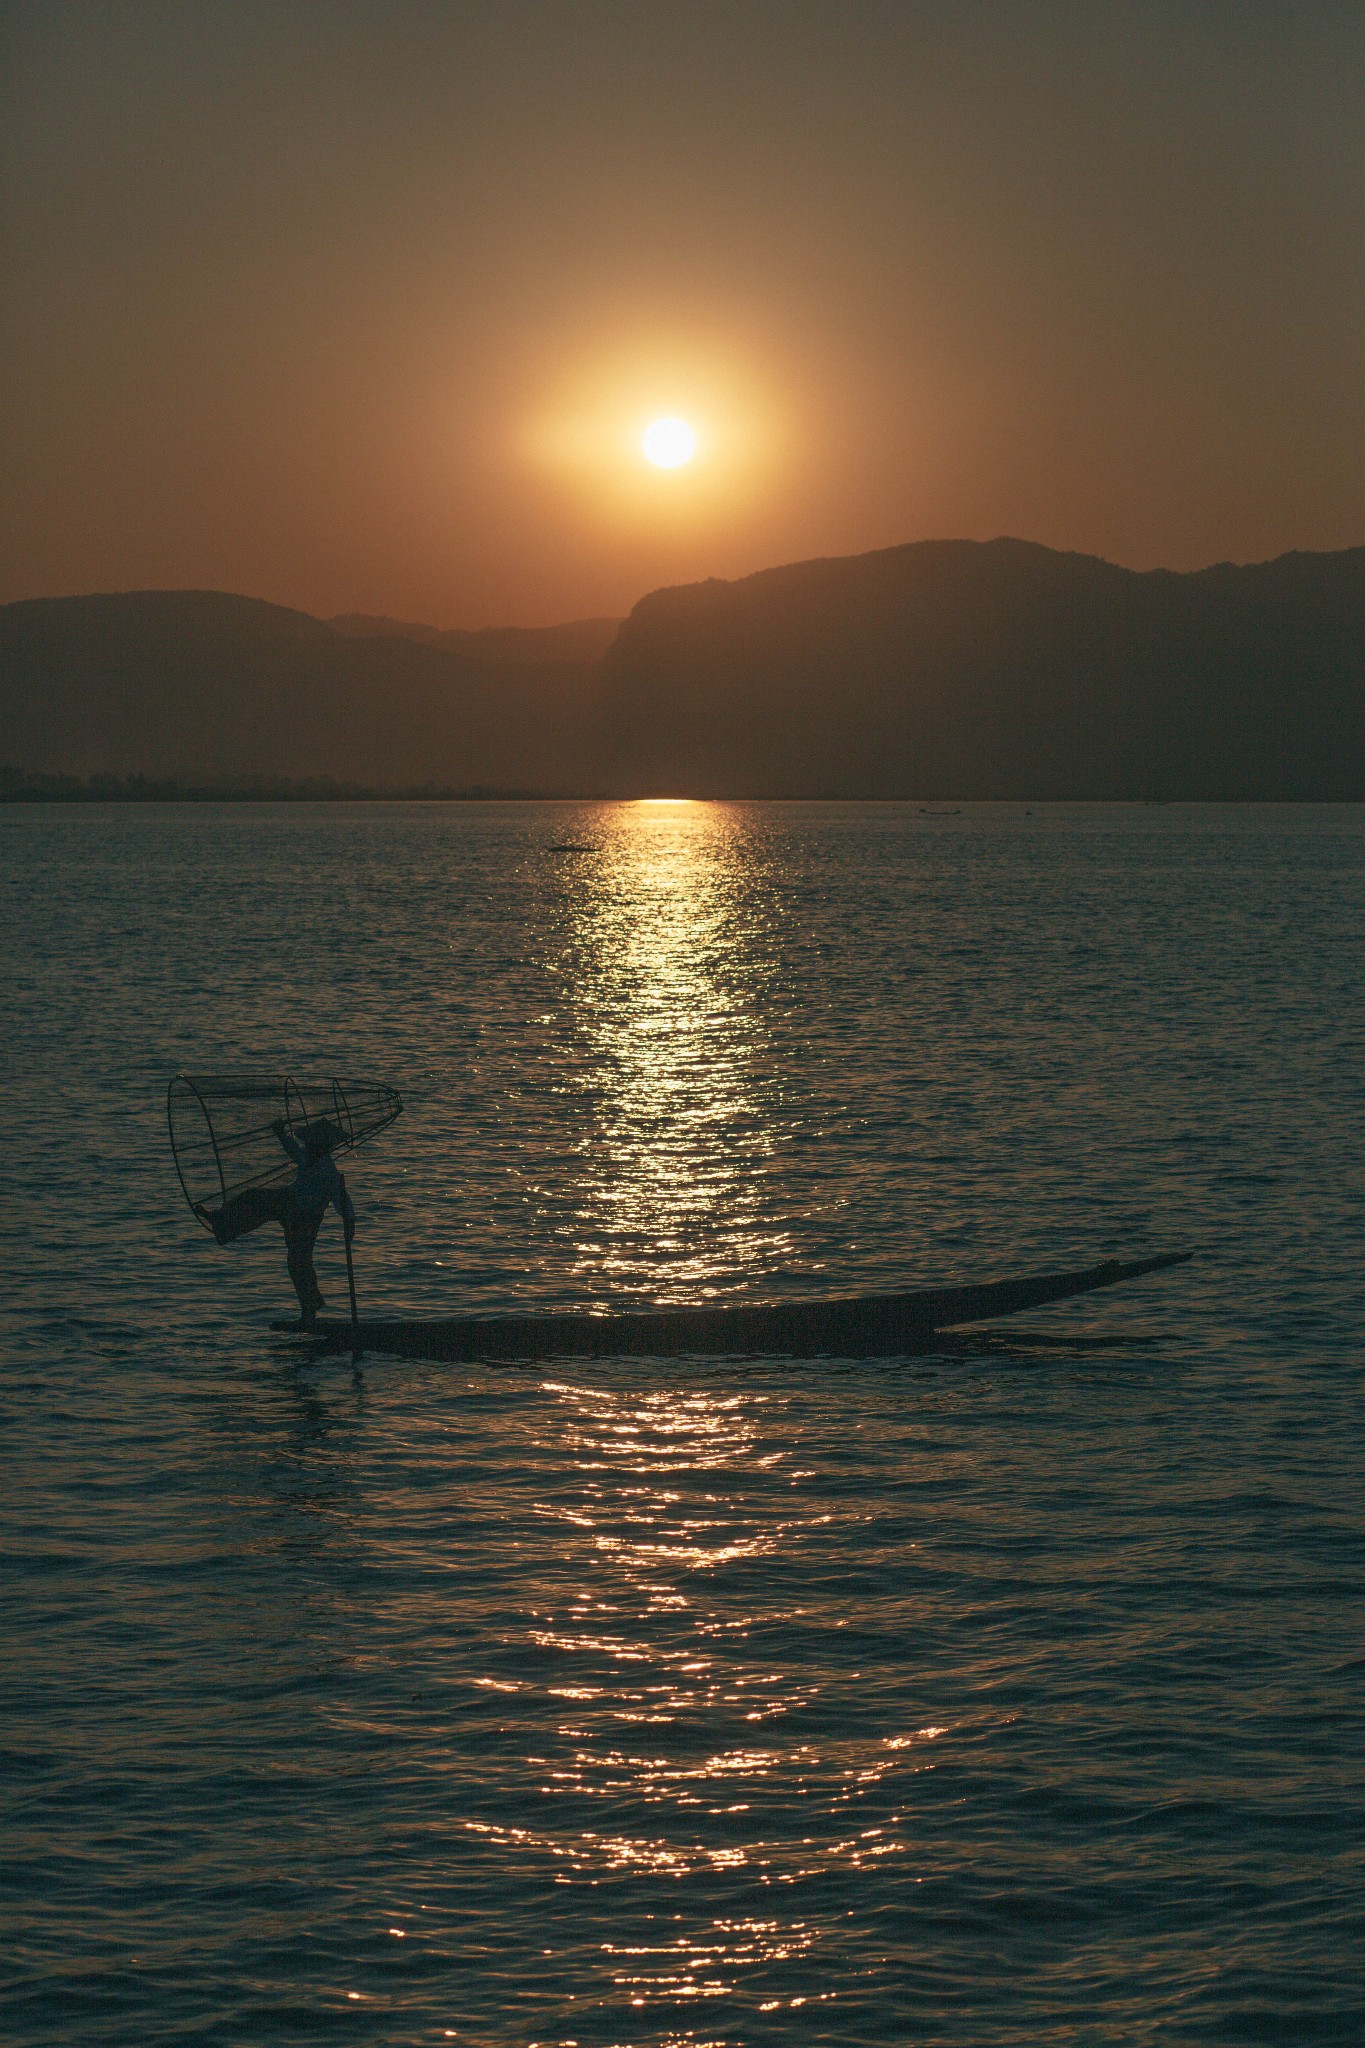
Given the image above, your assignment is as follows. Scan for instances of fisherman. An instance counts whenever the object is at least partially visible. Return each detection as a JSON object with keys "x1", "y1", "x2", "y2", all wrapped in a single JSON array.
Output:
[
  {"x1": 196, "y1": 1117, "x2": 357, "y2": 1327},
  {"x1": 268, "y1": 1116, "x2": 356, "y2": 1329}
]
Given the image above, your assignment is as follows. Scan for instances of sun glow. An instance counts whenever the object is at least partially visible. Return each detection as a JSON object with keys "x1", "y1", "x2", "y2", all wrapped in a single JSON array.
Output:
[
  {"x1": 641, "y1": 416, "x2": 697, "y2": 468},
  {"x1": 519, "y1": 332, "x2": 791, "y2": 533}
]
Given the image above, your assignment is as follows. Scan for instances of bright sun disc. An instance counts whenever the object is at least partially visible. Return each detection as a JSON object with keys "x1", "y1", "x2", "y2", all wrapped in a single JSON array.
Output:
[{"x1": 642, "y1": 416, "x2": 696, "y2": 468}]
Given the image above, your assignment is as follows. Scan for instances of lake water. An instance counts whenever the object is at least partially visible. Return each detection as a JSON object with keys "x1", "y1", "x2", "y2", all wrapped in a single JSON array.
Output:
[{"x1": 3, "y1": 799, "x2": 1363, "y2": 2046}]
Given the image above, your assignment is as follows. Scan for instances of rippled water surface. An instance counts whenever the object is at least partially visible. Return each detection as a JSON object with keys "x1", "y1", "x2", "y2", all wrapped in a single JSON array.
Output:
[{"x1": 4, "y1": 800, "x2": 1364, "y2": 2045}]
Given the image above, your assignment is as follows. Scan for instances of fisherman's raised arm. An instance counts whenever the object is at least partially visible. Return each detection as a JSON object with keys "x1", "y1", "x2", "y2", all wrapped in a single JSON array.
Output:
[{"x1": 271, "y1": 1117, "x2": 307, "y2": 1166}]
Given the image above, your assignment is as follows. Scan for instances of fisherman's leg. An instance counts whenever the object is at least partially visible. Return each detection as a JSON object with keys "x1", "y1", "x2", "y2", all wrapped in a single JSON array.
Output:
[
  {"x1": 205, "y1": 1186, "x2": 290, "y2": 1244},
  {"x1": 284, "y1": 1238, "x2": 321, "y2": 1324},
  {"x1": 284, "y1": 1212, "x2": 325, "y2": 1326}
]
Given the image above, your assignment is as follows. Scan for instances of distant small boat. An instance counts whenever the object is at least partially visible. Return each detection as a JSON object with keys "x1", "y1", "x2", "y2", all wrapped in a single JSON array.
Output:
[
  {"x1": 547, "y1": 842, "x2": 599, "y2": 853},
  {"x1": 301, "y1": 1252, "x2": 1189, "y2": 1363}
]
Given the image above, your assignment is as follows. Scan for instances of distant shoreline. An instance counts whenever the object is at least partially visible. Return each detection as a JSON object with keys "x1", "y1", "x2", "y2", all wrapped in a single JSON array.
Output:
[
  {"x1": 0, "y1": 771, "x2": 586, "y2": 803},
  {"x1": 2, "y1": 773, "x2": 1359, "y2": 807}
]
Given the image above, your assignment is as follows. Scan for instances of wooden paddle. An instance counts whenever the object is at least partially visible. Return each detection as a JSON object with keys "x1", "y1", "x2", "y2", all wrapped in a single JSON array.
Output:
[{"x1": 339, "y1": 1172, "x2": 361, "y2": 1361}]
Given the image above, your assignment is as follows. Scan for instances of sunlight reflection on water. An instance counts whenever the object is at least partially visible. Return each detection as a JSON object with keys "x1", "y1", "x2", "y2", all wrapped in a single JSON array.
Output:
[
  {"x1": 448, "y1": 1363, "x2": 940, "y2": 2024},
  {"x1": 559, "y1": 802, "x2": 790, "y2": 1300},
  {"x1": 4, "y1": 802, "x2": 1364, "y2": 2045}
]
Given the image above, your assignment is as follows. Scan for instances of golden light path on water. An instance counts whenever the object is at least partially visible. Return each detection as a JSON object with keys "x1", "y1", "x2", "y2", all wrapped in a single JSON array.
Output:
[
  {"x1": 454, "y1": 1351, "x2": 947, "y2": 2025},
  {"x1": 440, "y1": 801, "x2": 948, "y2": 2028},
  {"x1": 559, "y1": 799, "x2": 796, "y2": 1301}
]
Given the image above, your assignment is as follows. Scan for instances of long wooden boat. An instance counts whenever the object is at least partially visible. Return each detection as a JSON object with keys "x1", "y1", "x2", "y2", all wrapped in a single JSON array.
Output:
[{"x1": 303, "y1": 1252, "x2": 1189, "y2": 1362}]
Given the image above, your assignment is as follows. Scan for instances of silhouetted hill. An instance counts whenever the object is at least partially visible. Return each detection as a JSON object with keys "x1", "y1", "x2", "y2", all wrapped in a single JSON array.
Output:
[
  {"x1": 5, "y1": 544, "x2": 1365, "y2": 797},
  {"x1": 0, "y1": 590, "x2": 605, "y2": 791},
  {"x1": 329, "y1": 612, "x2": 622, "y2": 664},
  {"x1": 599, "y1": 538, "x2": 1365, "y2": 798}
]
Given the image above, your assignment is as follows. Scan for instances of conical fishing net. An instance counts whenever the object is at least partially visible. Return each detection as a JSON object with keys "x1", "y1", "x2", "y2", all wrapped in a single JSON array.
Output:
[{"x1": 169, "y1": 1073, "x2": 402, "y2": 1235}]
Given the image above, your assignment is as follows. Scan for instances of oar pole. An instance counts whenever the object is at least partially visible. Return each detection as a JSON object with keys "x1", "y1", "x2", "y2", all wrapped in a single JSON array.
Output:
[{"x1": 339, "y1": 1172, "x2": 361, "y2": 1360}]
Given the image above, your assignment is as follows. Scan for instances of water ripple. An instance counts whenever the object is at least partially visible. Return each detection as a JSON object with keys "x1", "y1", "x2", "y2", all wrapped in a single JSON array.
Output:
[{"x1": 3, "y1": 801, "x2": 1364, "y2": 2044}]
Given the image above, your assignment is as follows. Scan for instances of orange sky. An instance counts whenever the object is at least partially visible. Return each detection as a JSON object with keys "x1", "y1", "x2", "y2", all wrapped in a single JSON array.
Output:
[{"x1": 3, "y1": 2, "x2": 1364, "y2": 626}]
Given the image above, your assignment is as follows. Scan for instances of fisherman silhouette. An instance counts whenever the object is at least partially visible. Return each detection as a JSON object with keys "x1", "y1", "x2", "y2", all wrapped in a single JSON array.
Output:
[
  {"x1": 197, "y1": 1116, "x2": 355, "y2": 1329},
  {"x1": 271, "y1": 1117, "x2": 356, "y2": 1327}
]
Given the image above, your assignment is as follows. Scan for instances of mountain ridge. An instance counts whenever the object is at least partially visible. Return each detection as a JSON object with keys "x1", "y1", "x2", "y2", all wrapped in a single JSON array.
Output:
[
  {"x1": 600, "y1": 538, "x2": 1365, "y2": 799},
  {"x1": 0, "y1": 588, "x2": 604, "y2": 792},
  {"x1": 4, "y1": 538, "x2": 1364, "y2": 797}
]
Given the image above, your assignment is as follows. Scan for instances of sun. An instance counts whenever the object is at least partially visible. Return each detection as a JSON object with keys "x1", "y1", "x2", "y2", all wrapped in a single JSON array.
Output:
[{"x1": 641, "y1": 416, "x2": 697, "y2": 468}]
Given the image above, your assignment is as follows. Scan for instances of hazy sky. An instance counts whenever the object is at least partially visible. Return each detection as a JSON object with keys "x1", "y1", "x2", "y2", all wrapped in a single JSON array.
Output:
[{"x1": 3, "y1": 1, "x2": 1363, "y2": 625}]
